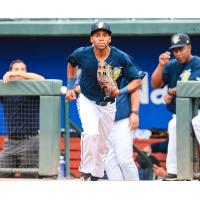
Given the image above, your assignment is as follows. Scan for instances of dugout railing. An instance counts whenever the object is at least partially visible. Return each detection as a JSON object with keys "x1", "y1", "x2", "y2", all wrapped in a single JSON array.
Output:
[
  {"x1": 0, "y1": 80, "x2": 62, "y2": 177},
  {"x1": 176, "y1": 81, "x2": 200, "y2": 180},
  {"x1": 64, "y1": 107, "x2": 82, "y2": 178}
]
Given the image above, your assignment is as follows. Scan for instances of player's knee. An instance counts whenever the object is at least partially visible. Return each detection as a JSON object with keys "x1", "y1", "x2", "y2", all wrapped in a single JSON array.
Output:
[
  {"x1": 168, "y1": 117, "x2": 176, "y2": 134},
  {"x1": 117, "y1": 156, "x2": 132, "y2": 168},
  {"x1": 192, "y1": 116, "x2": 199, "y2": 128}
]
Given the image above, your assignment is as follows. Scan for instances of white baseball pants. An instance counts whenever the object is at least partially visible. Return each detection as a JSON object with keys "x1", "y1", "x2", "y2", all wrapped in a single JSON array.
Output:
[
  {"x1": 192, "y1": 112, "x2": 200, "y2": 144},
  {"x1": 166, "y1": 113, "x2": 200, "y2": 175},
  {"x1": 77, "y1": 93, "x2": 116, "y2": 178},
  {"x1": 105, "y1": 118, "x2": 139, "y2": 180},
  {"x1": 166, "y1": 115, "x2": 177, "y2": 174}
]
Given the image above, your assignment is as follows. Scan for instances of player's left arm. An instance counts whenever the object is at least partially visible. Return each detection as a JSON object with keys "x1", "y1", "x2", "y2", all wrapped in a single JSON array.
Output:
[
  {"x1": 129, "y1": 89, "x2": 140, "y2": 130},
  {"x1": 163, "y1": 87, "x2": 176, "y2": 104},
  {"x1": 126, "y1": 78, "x2": 142, "y2": 94},
  {"x1": 110, "y1": 78, "x2": 142, "y2": 97},
  {"x1": 120, "y1": 54, "x2": 145, "y2": 96},
  {"x1": 168, "y1": 87, "x2": 176, "y2": 96},
  {"x1": 20, "y1": 72, "x2": 44, "y2": 80}
]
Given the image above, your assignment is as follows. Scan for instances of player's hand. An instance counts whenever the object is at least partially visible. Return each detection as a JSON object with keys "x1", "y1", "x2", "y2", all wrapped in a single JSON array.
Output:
[
  {"x1": 74, "y1": 85, "x2": 81, "y2": 98},
  {"x1": 163, "y1": 93, "x2": 173, "y2": 104},
  {"x1": 129, "y1": 112, "x2": 139, "y2": 131},
  {"x1": 3, "y1": 71, "x2": 22, "y2": 83},
  {"x1": 153, "y1": 164, "x2": 167, "y2": 177},
  {"x1": 66, "y1": 89, "x2": 76, "y2": 101},
  {"x1": 159, "y1": 51, "x2": 171, "y2": 66},
  {"x1": 74, "y1": 85, "x2": 81, "y2": 94},
  {"x1": 3, "y1": 72, "x2": 10, "y2": 83},
  {"x1": 143, "y1": 145, "x2": 152, "y2": 155},
  {"x1": 3, "y1": 72, "x2": 17, "y2": 83}
]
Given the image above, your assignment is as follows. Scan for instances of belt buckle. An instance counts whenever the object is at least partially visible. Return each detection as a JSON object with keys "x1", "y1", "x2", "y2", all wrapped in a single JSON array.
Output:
[
  {"x1": 104, "y1": 96, "x2": 115, "y2": 104},
  {"x1": 99, "y1": 102, "x2": 107, "y2": 106}
]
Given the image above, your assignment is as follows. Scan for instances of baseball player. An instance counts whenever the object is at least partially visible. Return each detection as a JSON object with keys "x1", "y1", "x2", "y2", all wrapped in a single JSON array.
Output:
[
  {"x1": 75, "y1": 69, "x2": 145, "y2": 180},
  {"x1": 105, "y1": 77, "x2": 145, "y2": 180},
  {"x1": 66, "y1": 21, "x2": 144, "y2": 181},
  {"x1": 151, "y1": 33, "x2": 200, "y2": 180}
]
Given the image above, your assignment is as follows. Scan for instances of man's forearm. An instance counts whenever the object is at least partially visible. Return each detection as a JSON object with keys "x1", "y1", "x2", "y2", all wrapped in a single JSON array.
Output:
[
  {"x1": 4, "y1": 71, "x2": 44, "y2": 81},
  {"x1": 126, "y1": 79, "x2": 142, "y2": 94},
  {"x1": 151, "y1": 63, "x2": 164, "y2": 88},
  {"x1": 168, "y1": 87, "x2": 176, "y2": 96},
  {"x1": 20, "y1": 72, "x2": 44, "y2": 80},
  {"x1": 130, "y1": 90, "x2": 140, "y2": 111},
  {"x1": 67, "y1": 63, "x2": 78, "y2": 89},
  {"x1": 67, "y1": 63, "x2": 77, "y2": 78}
]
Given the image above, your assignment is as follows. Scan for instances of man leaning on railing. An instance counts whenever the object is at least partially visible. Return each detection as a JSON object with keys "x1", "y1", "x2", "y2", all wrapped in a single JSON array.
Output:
[{"x1": 0, "y1": 59, "x2": 44, "y2": 178}]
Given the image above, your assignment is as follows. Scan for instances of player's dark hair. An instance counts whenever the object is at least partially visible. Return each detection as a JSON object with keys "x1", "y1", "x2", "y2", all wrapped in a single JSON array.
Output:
[{"x1": 9, "y1": 59, "x2": 27, "y2": 71}]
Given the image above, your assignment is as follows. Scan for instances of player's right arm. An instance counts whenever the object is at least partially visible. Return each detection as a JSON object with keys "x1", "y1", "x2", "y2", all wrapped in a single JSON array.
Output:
[
  {"x1": 151, "y1": 51, "x2": 171, "y2": 88},
  {"x1": 66, "y1": 63, "x2": 78, "y2": 101},
  {"x1": 129, "y1": 89, "x2": 140, "y2": 131}
]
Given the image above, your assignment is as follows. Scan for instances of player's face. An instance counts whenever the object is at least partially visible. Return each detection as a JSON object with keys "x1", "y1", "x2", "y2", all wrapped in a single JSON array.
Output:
[
  {"x1": 172, "y1": 45, "x2": 192, "y2": 64},
  {"x1": 10, "y1": 62, "x2": 27, "y2": 80},
  {"x1": 90, "y1": 30, "x2": 111, "y2": 50}
]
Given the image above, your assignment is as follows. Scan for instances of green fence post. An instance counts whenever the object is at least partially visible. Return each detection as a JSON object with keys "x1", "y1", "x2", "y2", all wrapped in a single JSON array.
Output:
[
  {"x1": 176, "y1": 97, "x2": 193, "y2": 179},
  {"x1": 65, "y1": 100, "x2": 70, "y2": 178},
  {"x1": 177, "y1": 81, "x2": 200, "y2": 179},
  {"x1": 39, "y1": 96, "x2": 61, "y2": 176}
]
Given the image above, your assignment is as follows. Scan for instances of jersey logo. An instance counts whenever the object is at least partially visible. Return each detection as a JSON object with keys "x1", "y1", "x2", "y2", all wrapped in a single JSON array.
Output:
[
  {"x1": 98, "y1": 22, "x2": 104, "y2": 28},
  {"x1": 196, "y1": 77, "x2": 200, "y2": 81},
  {"x1": 113, "y1": 67, "x2": 122, "y2": 81},
  {"x1": 108, "y1": 62, "x2": 122, "y2": 81},
  {"x1": 172, "y1": 35, "x2": 181, "y2": 44},
  {"x1": 138, "y1": 71, "x2": 144, "y2": 76},
  {"x1": 180, "y1": 69, "x2": 191, "y2": 81}
]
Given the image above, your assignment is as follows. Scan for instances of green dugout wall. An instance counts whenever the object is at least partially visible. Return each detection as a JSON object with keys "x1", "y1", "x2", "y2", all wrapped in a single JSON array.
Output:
[
  {"x1": 177, "y1": 81, "x2": 200, "y2": 180},
  {"x1": 1, "y1": 18, "x2": 200, "y2": 178},
  {"x1": 0, "y1": 18, "x2": 200, "y2": 36},
  {"x1": 0, "y1": 80, "x2": 62, "y2": 176}
]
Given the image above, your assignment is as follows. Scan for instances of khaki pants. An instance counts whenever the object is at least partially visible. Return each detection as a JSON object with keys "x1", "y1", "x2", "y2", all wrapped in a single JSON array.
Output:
[{"x1": 0, "y1": 135, "x2": 39, "y2": 178}]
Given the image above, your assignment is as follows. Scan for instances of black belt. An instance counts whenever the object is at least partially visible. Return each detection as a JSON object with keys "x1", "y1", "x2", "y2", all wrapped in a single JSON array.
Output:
[{"x1": 95, "y1": 97, "x2": 115, "y2": 106}]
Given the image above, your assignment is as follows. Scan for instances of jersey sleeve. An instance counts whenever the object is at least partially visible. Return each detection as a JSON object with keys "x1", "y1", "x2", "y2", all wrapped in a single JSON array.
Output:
[
  {"x1": 66, "y1": 47, "x2": 82, "y2": 67},
  {"x1": 189, "y1": 63, "x2": 200, "y2": 80},
  {"x1": 121, "y1": 54, "x2": 146, "y2": 81},
  {"x1": 74, "y1": 69, "x2": 82, "y2": 86}
]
